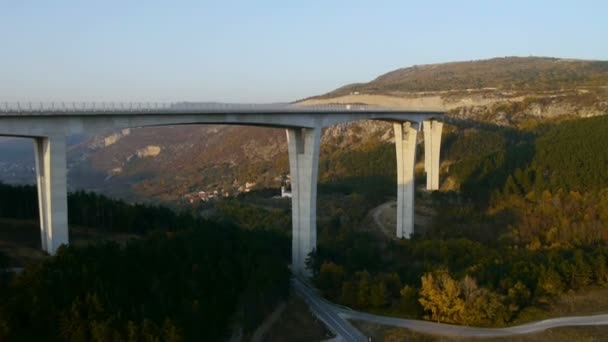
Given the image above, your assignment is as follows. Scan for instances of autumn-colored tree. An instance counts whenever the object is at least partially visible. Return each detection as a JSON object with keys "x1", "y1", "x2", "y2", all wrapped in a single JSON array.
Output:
[
  {"x1": 460, "y1": 276, "x2": 508, "y2": 326},
  {"x1": 419, "y1": 270, "x2": 464, "y2": 323}
]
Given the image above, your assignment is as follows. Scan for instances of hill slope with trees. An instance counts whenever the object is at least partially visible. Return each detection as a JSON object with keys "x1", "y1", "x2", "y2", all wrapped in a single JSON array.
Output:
[
  {"x1": 0, "y1": 187, "x2": 290, "y2": 341},
  {"x1": 308, "y1": 114, "x2": 608, "y2": 327}
]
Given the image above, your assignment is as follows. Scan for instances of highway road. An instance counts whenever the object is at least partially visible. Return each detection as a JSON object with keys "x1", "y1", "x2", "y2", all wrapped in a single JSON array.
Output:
[{"x1": 292, "y1": 277, "x2": 368, "y2": 342}]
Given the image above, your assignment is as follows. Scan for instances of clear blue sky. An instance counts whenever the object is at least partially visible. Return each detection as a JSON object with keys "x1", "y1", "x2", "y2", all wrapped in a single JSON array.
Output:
[{"x1": 1, "y1": 0, "x2": 606, "y2": 103}]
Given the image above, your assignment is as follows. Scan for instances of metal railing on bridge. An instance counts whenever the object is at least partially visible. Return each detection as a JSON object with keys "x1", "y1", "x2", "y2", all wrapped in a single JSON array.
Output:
[{"x1": 0, "y1": 102, "x2": 400, "y2": 115}]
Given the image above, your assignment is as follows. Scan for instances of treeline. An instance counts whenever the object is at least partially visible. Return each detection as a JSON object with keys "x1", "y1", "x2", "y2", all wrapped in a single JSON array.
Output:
[
  {"x1": 0, "y1": 183, "x2": 39, "y2": 220},
  {"x1": 495, "y1": 190, "x2": 608, "y2": 249},
  {"x1": 0, "y1": 183, "x2": 199, "y2": 234},
  {"x1": 0, "y1": 213, "x2": 290, "y2": 341},
  {"x1": 0, "y1": 182, "x2": 291, "y2": 341},
  {"x1": 450, "y1": 115, "x2": 608, "y2": 203},
  {"x1": 212, "y1": 195, "x2": 291, "y2": 232},
  {"x1": 319, "y1": 142, "x2": 398, "y2": 201},
  {"x1": 457, "y1": 115, "x2": 608, "y2": 248},
  {"x1": 505, "y1": 114, "x2": 608, "y2": 194}
]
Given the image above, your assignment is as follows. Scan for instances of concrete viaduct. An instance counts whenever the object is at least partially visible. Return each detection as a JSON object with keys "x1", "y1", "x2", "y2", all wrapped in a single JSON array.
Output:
[{"x1": 0, "y1": 102, "x2": 444, "y2": 274}]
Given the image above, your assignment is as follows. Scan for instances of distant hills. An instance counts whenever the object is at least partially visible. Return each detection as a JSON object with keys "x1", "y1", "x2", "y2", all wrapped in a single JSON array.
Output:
[
  {"x1": 301, "y1": 56, "x2": 608, "y2": 125},
  {"x1": 314, "y1": 56, "x2": 608, "y2": 97},
  {"x1": 1, "y1": 56, "x2": 606, "y2": 202}
]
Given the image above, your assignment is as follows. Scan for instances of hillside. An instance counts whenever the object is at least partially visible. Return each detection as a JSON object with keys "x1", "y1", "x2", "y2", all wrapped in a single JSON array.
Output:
[
  {"x1": 318, "y1": 57, "x2": 608, "y2": 95},
  {"x1": 2, "y1": 59, "x2": 608, "y2": 332},
  {"x1": 0, "y1": 189, "x2": 290, "y2": 341},
  {"x1": 301, "y1": 56, "x2": 608, "y2": 125},
  {"x1": 70, "y1": 125, "x2": 290, "y2": 202},
  {"x1": 0, "y1": 121, "x2": 392, "y2": 203},
  {"x1": 1, "y1": 56, "x2": 607, "y2": 203}
]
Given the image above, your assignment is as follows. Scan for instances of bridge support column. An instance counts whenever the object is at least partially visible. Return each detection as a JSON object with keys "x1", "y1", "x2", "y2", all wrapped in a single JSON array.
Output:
[
  {"x1": 33, "y1": 135, "x2": 69, "y2": 254},
  {"x1": 394, "y1": 122, "x2": 418, "y2": 239},
  {"x1": 286, "y1": 127, "x2": 321, "y2": 276},
  {"x1": 423, "y1": 120, "x2": 443, "y2": 190}
]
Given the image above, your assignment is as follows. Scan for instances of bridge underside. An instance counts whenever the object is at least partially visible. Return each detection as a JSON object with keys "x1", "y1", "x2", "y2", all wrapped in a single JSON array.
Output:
[{"x1": 0, "y1": 108, "x2": 443, "y2": 275}]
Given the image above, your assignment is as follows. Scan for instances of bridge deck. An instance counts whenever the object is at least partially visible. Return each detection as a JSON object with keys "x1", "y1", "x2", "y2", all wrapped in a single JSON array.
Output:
[{"x1": 0, "y1": 102, "x2": 443, "y2": 116}]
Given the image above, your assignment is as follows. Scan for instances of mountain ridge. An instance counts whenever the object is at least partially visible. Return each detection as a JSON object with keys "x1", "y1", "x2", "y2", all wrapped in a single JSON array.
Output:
[{"x1": 310, "y1": 56, "x2": 608, "y2": 98}]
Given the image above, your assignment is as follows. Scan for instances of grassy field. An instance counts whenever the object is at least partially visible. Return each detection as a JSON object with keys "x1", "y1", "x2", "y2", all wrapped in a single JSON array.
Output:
[
  {"x1": 352, "y1": 321, "x2": 608, "y2": 342},
  {"x1": 508, "y1": 287, "x2": 608, "y2": 325}
]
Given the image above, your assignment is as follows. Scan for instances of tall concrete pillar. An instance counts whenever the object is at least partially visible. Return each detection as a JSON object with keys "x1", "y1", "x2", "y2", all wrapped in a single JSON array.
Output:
[
  {"x1": 286, "y1": 127, "x2": 321, "y2": 275},
  {"x1": 33, "y1": 135, "x2": 69, "y2": 254},
  {"x1": 423, "y1": 120, "x2": 443, "y2": 190},
  {"x1": 394, "y1": 122, "x2": 418, "y2": 239}
]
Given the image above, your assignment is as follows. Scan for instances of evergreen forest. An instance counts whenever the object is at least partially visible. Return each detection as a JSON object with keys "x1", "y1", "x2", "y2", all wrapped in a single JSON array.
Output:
[{"x1": 0, "y1": 187, "x2": 290, "y2": 341}]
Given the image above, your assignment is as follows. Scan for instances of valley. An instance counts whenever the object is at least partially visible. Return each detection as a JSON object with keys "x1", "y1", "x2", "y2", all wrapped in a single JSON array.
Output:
[{"x1": 2, "y1": 56, "x2": 608, "y2": 340}]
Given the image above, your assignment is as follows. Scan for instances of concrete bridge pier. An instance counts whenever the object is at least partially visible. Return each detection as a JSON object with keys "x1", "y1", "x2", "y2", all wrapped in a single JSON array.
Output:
[
  {"x1": 424, "y1": 120, "x2": 443, "y2": 190},
  {"x1": 286, "y1": 127, "x2": 321, "y2": 275},
  {"x1": 393, "y1": 122, "x2": 418, "y2": 239},
  {"x1": 33, "y1": 135, "x2": 69, "y2": 254}
]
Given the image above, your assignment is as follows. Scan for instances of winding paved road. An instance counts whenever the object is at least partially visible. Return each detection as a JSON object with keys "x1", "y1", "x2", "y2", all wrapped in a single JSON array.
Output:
[
  {"x1": 292, "y1": 277, "x2": 367, "y2": 342},
  {"x1": 337, "y1": 308, "x2": 608, "y2": 338},
  {"x1": 294, "y1": 276, "x2": 608, "y2": 340}
]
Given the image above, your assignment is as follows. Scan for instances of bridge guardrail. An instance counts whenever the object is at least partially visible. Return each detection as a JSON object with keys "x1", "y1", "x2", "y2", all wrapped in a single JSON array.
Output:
[{"x1": 0, "y1": 101, "x2": 439, "y2": 115}]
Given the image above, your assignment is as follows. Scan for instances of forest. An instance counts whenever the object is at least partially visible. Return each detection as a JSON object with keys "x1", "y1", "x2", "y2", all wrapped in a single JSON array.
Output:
[
  {"x1": 308, "y1": 114, "x2": 608, "y2": 326},
  {"x1": 0, "y1": 188, "x2": 290, "y2": 341},
  {"x1": 2, "y1": 113, "x2": 608, "y2": 336}
]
